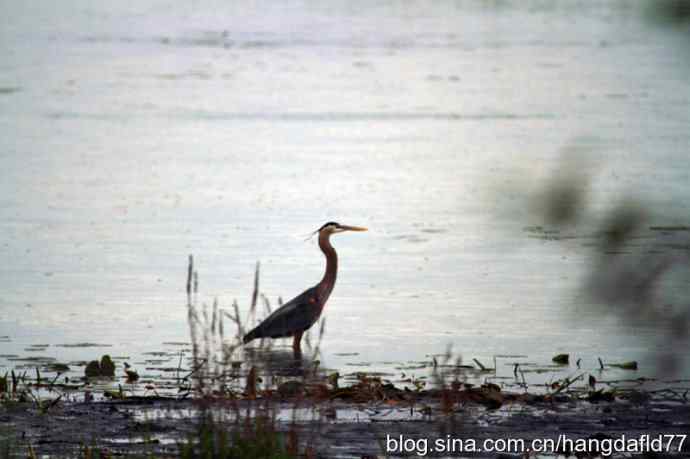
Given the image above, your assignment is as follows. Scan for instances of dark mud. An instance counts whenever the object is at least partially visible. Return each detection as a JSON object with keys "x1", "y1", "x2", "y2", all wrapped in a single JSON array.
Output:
[{"x1": 2, "y1": 388, "x2": 689, "y2": 458}]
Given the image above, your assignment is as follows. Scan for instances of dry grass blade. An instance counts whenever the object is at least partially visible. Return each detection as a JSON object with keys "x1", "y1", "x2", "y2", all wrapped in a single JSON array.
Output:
[
  {"x1": 219, "y1": 305, "x2": 225, "y2": 344},
  {"x1": 186, "y1": 254, "x2": 193, "y2": 298},
  {"x1": 552, "y1": 373, "x2": 584, "y2": 396},
  {"x1": 250, "y1": 262, "x2": 260, "y2": 315},
  {"x1": 304, "y1": 328, "x2": 312, "y2": 351},
  {"x1": 211, "y1": 299, "x2": 218, "y2": 336},
  {"x1": 246, "y1": 366, "x2": 257, "y2": 399},
  {"x1": 261, "y1": 293, "x2": 272, "y2": 315},
  {"x1": 233, "y1": 300, "x2": 245, "y2": 340},
  {"x1": 312, "y1": 317, "x2": 327, "y2": 356},
  {"x1": 318, "y1": 316, "x2": 326, "y2": 340}
]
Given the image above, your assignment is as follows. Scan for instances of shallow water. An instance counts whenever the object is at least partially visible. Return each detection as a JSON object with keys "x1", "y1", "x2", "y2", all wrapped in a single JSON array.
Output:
[{"x1": 1, "y1": 1, "x2": 690, "y2": 387}]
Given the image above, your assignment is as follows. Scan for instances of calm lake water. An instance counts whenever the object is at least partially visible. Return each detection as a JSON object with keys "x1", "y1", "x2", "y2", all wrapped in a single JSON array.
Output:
[{"x1": 1, "y1": 1, "x2": 689, "y2": 386}]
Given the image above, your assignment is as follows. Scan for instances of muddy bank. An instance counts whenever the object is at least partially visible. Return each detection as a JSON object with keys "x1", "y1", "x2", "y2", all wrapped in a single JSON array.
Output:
[{"x1": 2, "y1": 388, "x2": 689, "y2": 458}]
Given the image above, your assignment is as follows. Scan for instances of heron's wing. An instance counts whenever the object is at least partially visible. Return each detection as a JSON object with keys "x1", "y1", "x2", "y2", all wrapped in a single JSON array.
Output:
[{"x1": 247, "y1": 287, "x2": 322, "y2": 340}]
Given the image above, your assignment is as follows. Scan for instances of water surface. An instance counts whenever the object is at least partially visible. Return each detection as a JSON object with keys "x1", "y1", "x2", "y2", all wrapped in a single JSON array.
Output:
[{"x1": 1, "y1": 1, "x2": 690, "y2": 385}]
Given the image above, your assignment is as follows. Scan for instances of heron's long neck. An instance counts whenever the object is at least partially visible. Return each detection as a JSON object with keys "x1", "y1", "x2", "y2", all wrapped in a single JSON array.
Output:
[{"x1": 317, "y1": 232, "x2": 338, "y2": 301}]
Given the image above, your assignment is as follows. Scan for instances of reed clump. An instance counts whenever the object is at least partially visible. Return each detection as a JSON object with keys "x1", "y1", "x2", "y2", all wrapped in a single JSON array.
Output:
[{"x1": 182, "y1": 255, "x2": 323, "y2": 458}]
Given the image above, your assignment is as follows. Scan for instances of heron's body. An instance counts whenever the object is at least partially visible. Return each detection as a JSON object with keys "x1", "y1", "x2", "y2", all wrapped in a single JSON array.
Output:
[
  {"x1": 242, "y1": 222, "x2": 366, "y2": 356},
  {"x1": 242, "y1": 285, "x2": 323, "y2": 342}
]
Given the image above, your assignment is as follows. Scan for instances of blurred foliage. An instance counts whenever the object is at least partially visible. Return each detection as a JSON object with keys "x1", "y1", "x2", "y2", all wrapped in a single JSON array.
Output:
[
  {"x1": 179, "y1": 414, "x2": 295, "y2": 459},
  {"x1": 646, "y1": 0, "x2": 690, "y2": 27}
]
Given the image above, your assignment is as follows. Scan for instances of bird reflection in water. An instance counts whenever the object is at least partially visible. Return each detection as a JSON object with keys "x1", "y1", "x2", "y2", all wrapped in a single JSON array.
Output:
[{"x1": 243, "y1": 345, "x2": 316, "y2": 377}]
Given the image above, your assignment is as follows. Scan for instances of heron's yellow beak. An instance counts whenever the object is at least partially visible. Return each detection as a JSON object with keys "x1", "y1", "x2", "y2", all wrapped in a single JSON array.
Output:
[{"x1": 338, "y1": 225, "x2": 368, "y2": 232}]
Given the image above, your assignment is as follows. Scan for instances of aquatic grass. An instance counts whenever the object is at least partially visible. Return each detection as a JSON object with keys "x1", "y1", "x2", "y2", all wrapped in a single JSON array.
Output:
[
  {"x1": 178, "y1": 409, "x2": 297, "y2": 459},
  {"x1": 180, "y1": 255, "x2": 324, "y2": 457},
  {"x1": 0, "y1": 367, "x2": 65, "y2": 415},
  {"x1": 184, "y1": 255, "x2": 326, "y2": 396},
  {"x1": 0, "y1": 427, "x2": 41, "y2": 459},
  {"x1": 0, "y1": 427, "x2": 16, "y2": 459},
  {"x1": 185, "y1": 255, "x2": 249, "y2": 395}
]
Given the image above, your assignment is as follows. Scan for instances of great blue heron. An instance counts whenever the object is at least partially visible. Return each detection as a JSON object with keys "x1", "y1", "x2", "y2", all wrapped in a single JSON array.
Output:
[{"x1": 243, "y1": 222, "x2": 367, "y2": 356}]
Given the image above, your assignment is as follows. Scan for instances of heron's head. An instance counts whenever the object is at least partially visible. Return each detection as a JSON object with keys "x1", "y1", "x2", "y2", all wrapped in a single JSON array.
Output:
[{"x1": 318, "y1": 221, "x2": 368, "y2": 235}]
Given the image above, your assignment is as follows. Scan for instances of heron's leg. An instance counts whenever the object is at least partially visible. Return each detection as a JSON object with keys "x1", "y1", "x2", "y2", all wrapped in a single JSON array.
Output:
[{"x1": 292, "y1": 331, "x2": 303, "y2": 358}]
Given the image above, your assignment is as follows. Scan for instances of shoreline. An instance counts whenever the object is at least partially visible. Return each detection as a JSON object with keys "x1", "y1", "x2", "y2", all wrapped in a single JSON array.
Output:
[{"x1": 2, "y1": 378, "x2": 689, "y2": 457}]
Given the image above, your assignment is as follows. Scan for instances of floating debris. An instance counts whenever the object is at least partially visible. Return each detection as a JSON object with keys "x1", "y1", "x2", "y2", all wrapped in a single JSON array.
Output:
[
  {"x1": 45, "y1": 363, "x2": 70, "y2": 373},
  {"x1": 124, "y1": 362, "x2": 140, "y2": 382},
  {"x1": 85, "y1": 355, "x2": 116, "y2": 378},
  {"x1": 56, "y1": 343, "x2": 113, "y2": 348},
  {"x1": 25, "y1": 345, "x2": 50, "y2": 352},
  {"x1": 277, "y1": 380, "x2": 305, "y2": 398},
  {"x1": 649, "y1": 225, "x2": 690, "y2": 231},
  {"x1": 587, "y1": 389, "x2": 615, "y2": 403},
  {"x1": 552, "y1": 353, "x2": 570, "y2": 365},
  {"x1": 608, "y1": 361, "x2": 638, "y2": 370},
  {"x1": 7, "y1": 356, "x2": 56, "y2": 363},
  {"x1": 472, "y1": 358, "x2": 493, "y2": 371}
]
